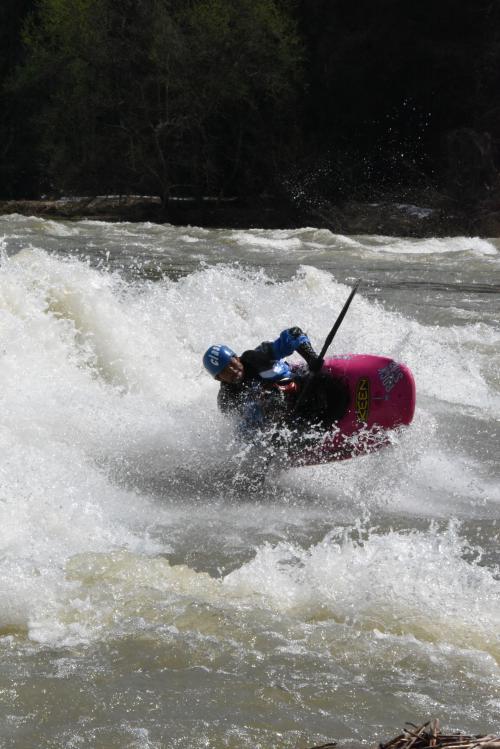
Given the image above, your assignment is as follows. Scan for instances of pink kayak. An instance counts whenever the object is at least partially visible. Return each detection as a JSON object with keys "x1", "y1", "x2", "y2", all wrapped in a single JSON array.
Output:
[{"x1": 290, "y1": 354, "x2": 416, "y2": 465}]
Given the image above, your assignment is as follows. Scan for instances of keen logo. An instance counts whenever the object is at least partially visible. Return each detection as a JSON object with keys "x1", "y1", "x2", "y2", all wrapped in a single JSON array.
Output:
[{"x1": 355, "y1": 377, "x2": 370, "y2": 422}]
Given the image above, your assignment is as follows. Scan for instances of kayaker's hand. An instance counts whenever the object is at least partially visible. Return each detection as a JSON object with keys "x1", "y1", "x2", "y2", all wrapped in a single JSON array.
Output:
[
  {"x1": 308, "y1": 356, "x2": 324, "y2": 373},
  {"x1": 273, "y1": 327, "x2": 310, "y2": 358}
]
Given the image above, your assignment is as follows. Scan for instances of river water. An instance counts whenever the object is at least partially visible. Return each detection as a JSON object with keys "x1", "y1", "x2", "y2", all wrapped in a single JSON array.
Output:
[{"x1": 0, "y1": 214, "x2": 499, "y2": 748}]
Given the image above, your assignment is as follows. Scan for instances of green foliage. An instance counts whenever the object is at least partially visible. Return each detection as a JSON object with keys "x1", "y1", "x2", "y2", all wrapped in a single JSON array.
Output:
[
  {"x1": 12, "y1": 0, "x2": 303, "y2": 202},
  {"x1": 0, "y1": 0, "x2": 38, "y2": 197},
  {"x1": 4, "y1": 0, "x2": 500, "y2": 205}
]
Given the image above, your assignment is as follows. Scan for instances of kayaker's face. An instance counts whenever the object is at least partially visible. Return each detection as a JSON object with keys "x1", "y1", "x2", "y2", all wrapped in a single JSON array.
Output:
[{"x1": 217, "y1": 356, "x2": 244, "y2": 384}]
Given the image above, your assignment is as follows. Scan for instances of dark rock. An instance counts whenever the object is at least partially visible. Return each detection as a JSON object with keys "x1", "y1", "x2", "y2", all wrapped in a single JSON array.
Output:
[{"x1": 0, "y1": 190, "x2": 496, "y2": 236}]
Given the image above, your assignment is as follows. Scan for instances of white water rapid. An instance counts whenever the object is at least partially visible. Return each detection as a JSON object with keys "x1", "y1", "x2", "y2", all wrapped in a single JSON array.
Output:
[{"x1": 0, "y1": 214, "x2": 499, "y2": 748}]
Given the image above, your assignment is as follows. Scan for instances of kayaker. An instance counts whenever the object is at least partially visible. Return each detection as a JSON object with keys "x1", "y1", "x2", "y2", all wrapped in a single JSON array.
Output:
[{"x1": 202, "y1": 328, "x2": 331, "y2": 432}]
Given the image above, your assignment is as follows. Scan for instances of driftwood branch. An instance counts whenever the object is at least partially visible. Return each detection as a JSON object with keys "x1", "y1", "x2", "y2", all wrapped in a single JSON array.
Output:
[{"x1": 305, "y1": 719, "x2": 500, "y2": 749}]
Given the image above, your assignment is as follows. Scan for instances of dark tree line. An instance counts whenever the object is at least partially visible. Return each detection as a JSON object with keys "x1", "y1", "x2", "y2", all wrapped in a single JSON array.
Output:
[{"x1": 2, "y1": 0, "x2": 500, "y2": 210}]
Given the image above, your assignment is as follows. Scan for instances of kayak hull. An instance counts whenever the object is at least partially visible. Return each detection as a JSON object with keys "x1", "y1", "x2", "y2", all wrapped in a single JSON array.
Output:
[{"x1": 289, "y1": 354, "x2": 416, "y2": 465}]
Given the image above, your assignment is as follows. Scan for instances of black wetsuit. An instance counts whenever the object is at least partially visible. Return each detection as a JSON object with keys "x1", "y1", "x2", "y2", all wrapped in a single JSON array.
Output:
[
  {"x1": 217, "y1": 328, "x2": 349, "y2": 433},
  {"x1": 217, "y1": 341, "x2": 317, "y2": 413}
]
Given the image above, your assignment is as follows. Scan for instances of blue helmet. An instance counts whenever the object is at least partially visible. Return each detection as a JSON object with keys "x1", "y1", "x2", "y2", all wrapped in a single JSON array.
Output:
[{"x1": 203, "y1": 344, "x2": 236, "y2": 377}]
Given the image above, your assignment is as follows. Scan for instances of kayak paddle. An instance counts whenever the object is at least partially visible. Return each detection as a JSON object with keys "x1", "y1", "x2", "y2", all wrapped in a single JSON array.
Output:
[{"x1": 294, "y1": 278, "x2": 361, "y2": 411}]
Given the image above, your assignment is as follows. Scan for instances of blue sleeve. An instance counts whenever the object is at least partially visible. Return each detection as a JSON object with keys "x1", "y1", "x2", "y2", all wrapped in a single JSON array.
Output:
[{"x1": 271, "y1": 328, "x2": 310, "y2": 359}]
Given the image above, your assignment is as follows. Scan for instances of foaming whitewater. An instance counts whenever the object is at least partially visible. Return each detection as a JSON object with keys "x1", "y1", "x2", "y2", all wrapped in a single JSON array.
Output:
[
  {"x1": 0, "y1": 216, "x2": 499, "y2": 747},
  {"x1": 225, "y1": 522, "x2": 500, "y2": 653}
]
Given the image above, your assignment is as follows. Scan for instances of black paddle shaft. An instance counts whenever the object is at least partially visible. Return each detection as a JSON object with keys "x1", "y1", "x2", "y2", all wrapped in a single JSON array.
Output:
[
  {"x1": 317, "y1": 278, "x2": 361, "y2": 360},
  {"x1": 294, "y1": 278, "x2": 361, "y2": 411}
]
